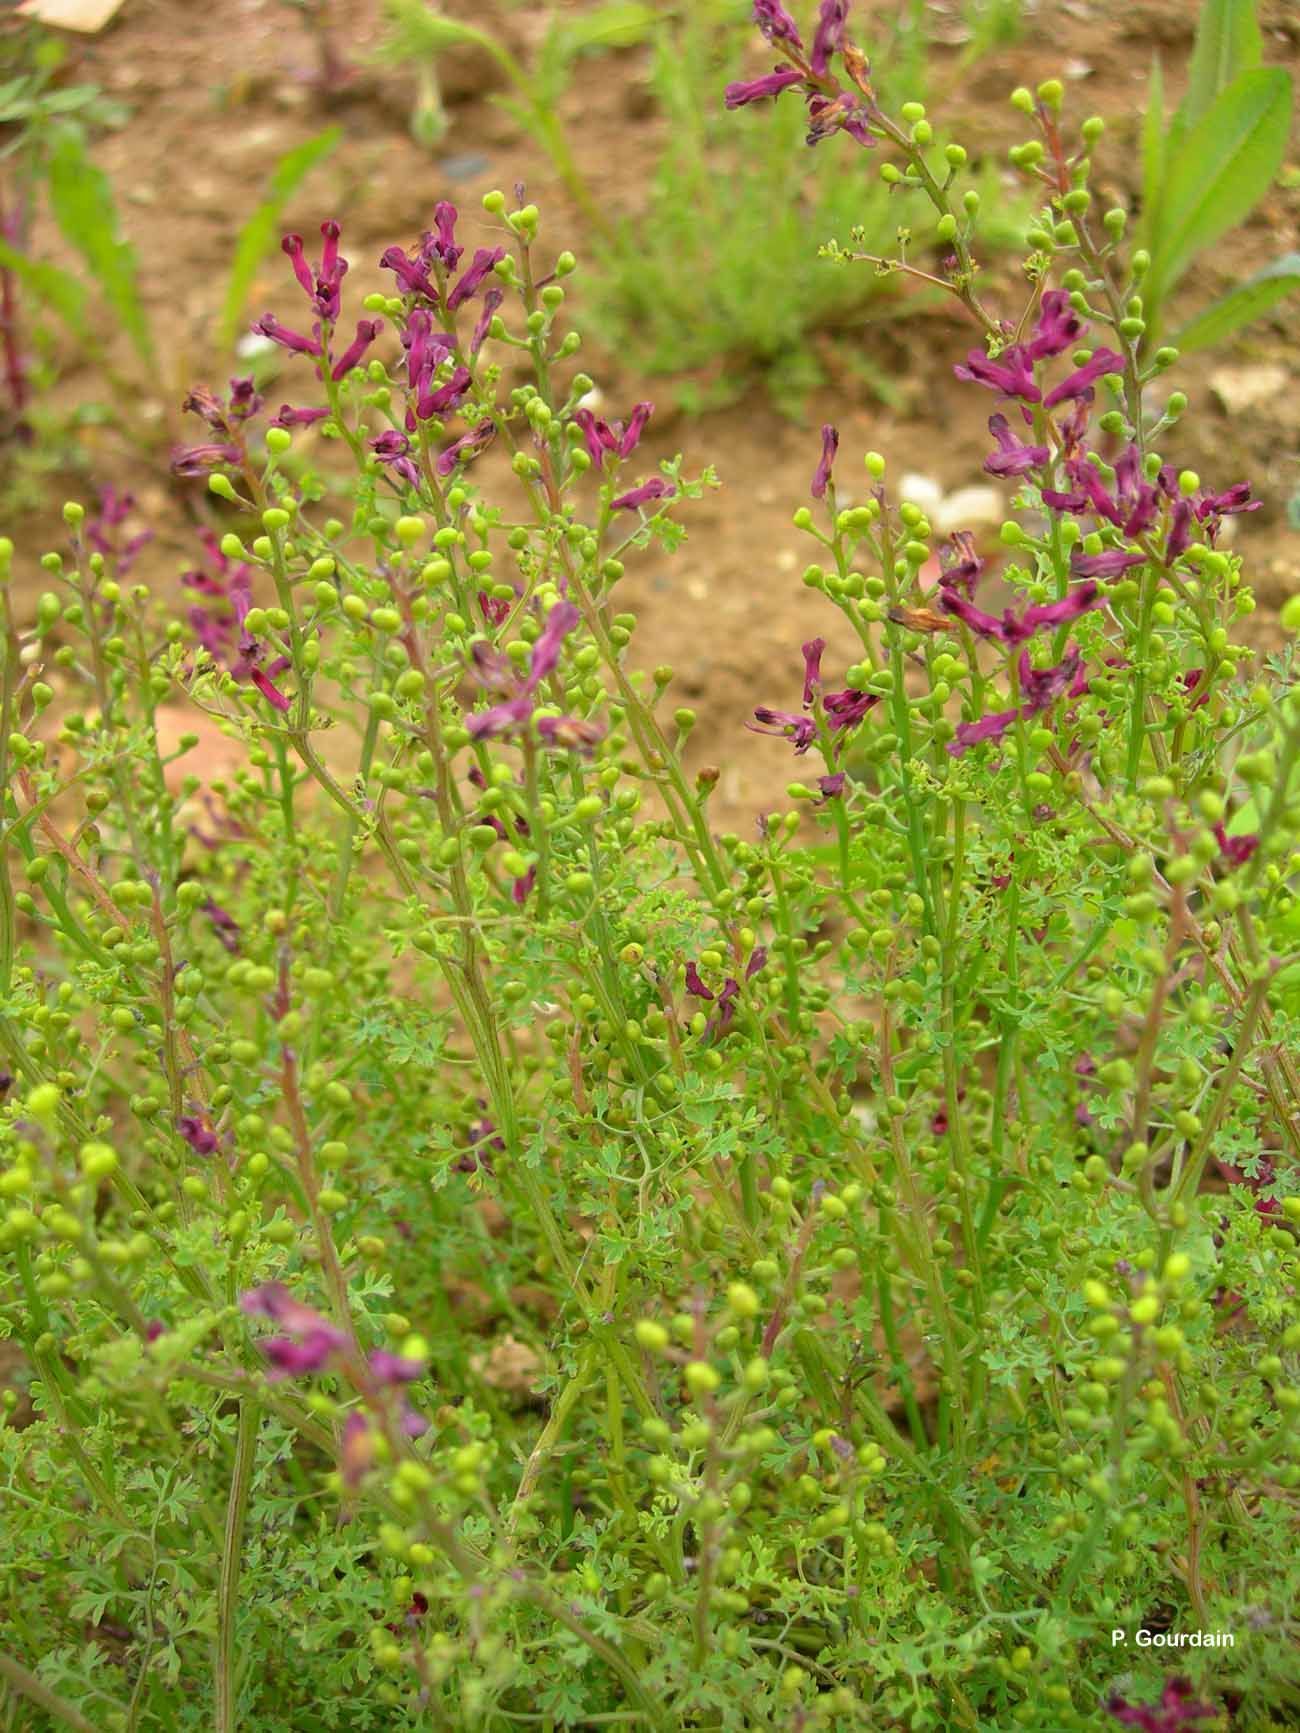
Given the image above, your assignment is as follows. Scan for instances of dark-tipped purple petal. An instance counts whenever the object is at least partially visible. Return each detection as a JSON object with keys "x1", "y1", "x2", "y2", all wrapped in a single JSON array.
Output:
[
  {"x1": 954, "y1": 345, "x2": 1041, "y2": 403},
  {"x1": 753, "y1": 0, "x2": 803, "y2": 49},
  {"x1": 811, "y1": 423, "x2": 838, "y2": 499},
  {"x1": 610, "y1": 477, "x2": 674, "y2": 512},
  {"x1": 746, "y1": 706, "x2": 818, "y2": 754},
  {"x1": 801, "y1": 637, "x2": 826, "y2": 705},
  {"x1": 1042, "y1": 348, "x2": 1124, "y2": 408},
  {"x1": 1025, "y1": 289, "x2": 1084, "y2": 360},
  {"x1": 725, "y1": 66, "x2": 804, "y2": 107},
  {"x1": 810, "y1": 0, "x2": 848, "y2": 75},
  {"x1": 984, "y1": 412, "x2": 1048, "y2": 478}
]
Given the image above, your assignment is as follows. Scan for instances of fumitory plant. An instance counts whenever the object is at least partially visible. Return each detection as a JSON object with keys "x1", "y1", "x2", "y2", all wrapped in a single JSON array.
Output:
[{"x1": 2, "y1": 2, "x2": 1300, "y2": 1728}]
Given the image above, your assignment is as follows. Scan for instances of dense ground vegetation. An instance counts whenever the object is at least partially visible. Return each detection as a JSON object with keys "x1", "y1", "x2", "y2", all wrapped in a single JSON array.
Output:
[{"x1": 1, "y1": 2, "x2": 1299, "y2": 1729}]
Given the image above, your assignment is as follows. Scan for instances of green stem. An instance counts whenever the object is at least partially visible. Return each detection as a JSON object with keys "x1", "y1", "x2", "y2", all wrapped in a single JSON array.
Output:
[
  {"x1": 214, "y1": 1403, "x2": 258, "y2": 1733},
  {"x1": 0, "y1": 1650, "x2": 106, "y2": 1733}
]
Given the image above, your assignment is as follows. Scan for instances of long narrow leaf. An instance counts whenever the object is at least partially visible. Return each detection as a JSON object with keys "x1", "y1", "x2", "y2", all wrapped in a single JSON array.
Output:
[
  {"x1": 45, "y1": 124, "x2": 152, "y2": 368},
  {"x1": 1139, "y1": 55, "x2": 1166, "y2": 253},
  {"x1": 1147, "y1": 67, "x2": 1291, "y2": 310},
  {"x1": 1171, "y1": 252, "x2": 1300, "y2": 351},
  {"x1": 220, "y1": 127, "x2": 340, "y2": 350},
  {"x1": 1177, "y1": 0, "x2": 1263, "y2": 138},
  {"x1": 0, "y1": 235, "x2": 87, "y2": 330}
]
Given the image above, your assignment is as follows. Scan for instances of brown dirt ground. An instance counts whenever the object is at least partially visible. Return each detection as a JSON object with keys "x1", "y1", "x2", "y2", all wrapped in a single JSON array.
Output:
[{"x1": 4, "y1": 0, "x2": 1300, "y2": 829}]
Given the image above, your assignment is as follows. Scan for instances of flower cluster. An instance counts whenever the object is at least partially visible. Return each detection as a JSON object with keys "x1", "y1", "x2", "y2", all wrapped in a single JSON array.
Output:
[{"x1": 726, "y1": 0, "x2": 877, "y2": 148}]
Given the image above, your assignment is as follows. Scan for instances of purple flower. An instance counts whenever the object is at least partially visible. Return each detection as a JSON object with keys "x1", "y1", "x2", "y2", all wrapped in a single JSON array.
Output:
[
  {"x1": 171, "y1": 440, "x2": 242, "y2": 477},
  {"x1": 240, "y1": 1282, "x2": 348, "y2": 1380},
  {"x1": 183, "y1": 379, "x2": 262, "y2": 431},
  {"x1": 1019, "y1": 584, "x2": 1103, "y2": 633},
  {"x1": 753, "y1": 0, "x2": 803, "y2": 49},
  {"x1": 947, "y1": 646, "x2": 1084, "y2": 758},
  {"x1": 1042, "y1": 348, "x2": 1124, "y2": 408},
  {"x1": 1198, "y1": 480, "x2": 1257, "y2": 520},
  {"x1": 203, "y1": 898, "x2": 241, "y2": 953},
  {"x1": 252, "y1": 312, "x2": 323, "y2": 358},
  {"x1": 447, "y1": 247, "x2": 507, "y2": 311},
  {"x1": 1163, "y1": 498, "x2": 1195, "y2": 565},
  {"x1": 272, "y1": 404, "x2": 330, "y2": 429},
  {"x1": 955, "y1": 345, "x2": 1041, "y2": 403},
  {"x1": 436, "y1": 421, "x2": 496, "y2": 478},
  {"x1": 823, "y1": 687, "x2": 879, "y2": 731},
  {"x1": 178, "y1": 1113, "x2": 218, "y2": 1155},
  {"x1": 185, "y1": 531, "x2": 293, "y2": 710},
  {"x1": 522, "y1": 600, "x2": 581, "y2": 692},
  {"x1": 466, "y1": 695, "x2": 534, "y2": 741},
  {"x1": 1018, "y1": 644, "x2": 1083, "y2": 712},
  {"x1": 948, "y1": 706, "x2": 1021, "y2": 754},
  {"x1": 938, "y1": 530, "x2": 983, "y2": 597},
  {"x1": 535, "y1": 714, "x2": 604, "y2": 752},
  {"x1": 811, "y1": 423, "x2": 838, "y2": 498},
  {"x1": 1158, "y1": 473, "x2": 1259, "y2": 558},
  {"x1": 400, "y1": 1404, "x2": 429, "y2": 1438},
  {"x1": 282, "y1": 220, "x2": 348, "y2": 322},
  {"x1": 250, "y1": 669, "x2": 292, "y2": 713},
  {"x1": 471, "y1": 288, "x2": 504, "y2": 355},
  {"x1": 801, "y1": 636, "x2": 826, "y2": 704},
  {"x1": 810, "y1": 0, "x2": 848, "y2": 72},
  {"x1": 1214, "y1": 822, "x2": 1259, "y2": 867},
  {"x1": 611, "y1": 477, "x2": 674, "y2": 512},
  {"x1": 725, "y1": 66, "x2": 804, "y2": 107},
  {"x1": 84, "y1": 486, "x2": 152, "y2": 575},
  {"x1": 745, "y1": 946, "x2": 768, "y2": 977},
  {"x1": 685, "y1": 961, "x2": 715, "y2": 1000},
  {"x1": 938, "y1": 591, "x2": 1011, "y2": 640},
  {"x1": 1025, "y1": 289, "x2": 1084, "y2": 360},
  {"x1": 712, "y1": 978, "x2": 741, "y2": 1037},
  {"x1": 331, "y1": 317, "x2": 383, "y2": 381},
  {"x1": 417, "y1": 364, "x2": 472, "y2": 419},
  {"x1": 746, "y1": 705, "x2": 818, "y2": 754},
  {"x1": 984, "y1": 412, "x2": 1048, "y2": 478},
  {"x1": 817, "y1": 772, "x2": 846, "y2": 800},
  {"x1": 370, "y1": 430, "x2": 422, "y2": 490},
  {"x1": 1069, "y1": 548, "x2": 1146, "y2": 579},
  {"x1": 426, "y1": 200, "x2": 463, "y2": 272},
  {"x1": 463, "y1": 602, "x2": 598, "y2": 754},
  {"x1": 574, "y1": 400, "x2": 654, "y2": 466},
  {"x1": 1176, "y1": 668, "x2": 1211, "y2": 712},
  {"x1": 369, "y1": 1349, "x2": 425, "y2": 1386},
  {"x1": 1105, "y1": 1677, "x2": 1217, "y2": 1732},
  {"x1": 804, "y1": 88, "x2": 876, "y2": 147},
  {"x1": 381, "y1": 243, "x2": 439, "y2": 301}
]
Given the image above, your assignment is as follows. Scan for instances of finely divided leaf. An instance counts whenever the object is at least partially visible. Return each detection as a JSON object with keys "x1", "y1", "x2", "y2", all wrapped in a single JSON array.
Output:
[
  {"x1": 220, "y1": 127, "x2": 341, "y2": 350},
  {"x1": 1171, "y1": 251, "x2": 1300, "y2": 351}
]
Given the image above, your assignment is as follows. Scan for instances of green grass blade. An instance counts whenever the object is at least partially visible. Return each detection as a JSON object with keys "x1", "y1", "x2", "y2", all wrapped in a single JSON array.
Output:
[
  {"x1": 1170, "y1": 252, "x2": 1300, "y2": 351},
  {"x1": 0, "y1": 235, "x2": 87, "y2": 331},
  {"x1": 1146, "y1": 67, "x2": 1291, "y2": 312},
  {"x1": 1138, "y1": 54, "x2": 1166, "y2": 253},
  {"x1": 1178, "y1": 0, "x2": 1263, "y2": 136},
  {"x1": 45, "y1": 123, "x2": 153, "y2": 369}
]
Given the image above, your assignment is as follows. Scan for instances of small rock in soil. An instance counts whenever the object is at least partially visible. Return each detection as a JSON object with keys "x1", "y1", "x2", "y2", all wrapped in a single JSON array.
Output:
[{"x1": 1209, "y1": 364, "x2": 1289, "y2": 417}]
